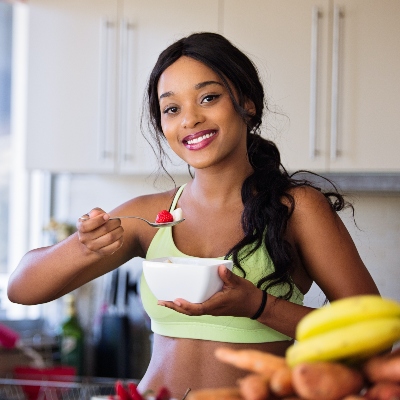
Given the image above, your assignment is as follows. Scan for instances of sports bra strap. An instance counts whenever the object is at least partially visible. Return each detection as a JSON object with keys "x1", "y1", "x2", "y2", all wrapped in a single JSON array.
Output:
[{"x1": 169, "y1": 184, "x2": 186, "y2": 212}]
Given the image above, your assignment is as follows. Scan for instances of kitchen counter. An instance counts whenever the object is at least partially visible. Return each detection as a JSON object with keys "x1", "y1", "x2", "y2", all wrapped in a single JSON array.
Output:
[{"x1": 291, "y1": 172, "x2": 400, "y2": 193}]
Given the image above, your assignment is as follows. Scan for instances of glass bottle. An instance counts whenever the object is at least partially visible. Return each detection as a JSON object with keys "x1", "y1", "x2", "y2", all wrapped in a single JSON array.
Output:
[{"x1": 60, "y1": 294, "x2": 84, "y2": 376}]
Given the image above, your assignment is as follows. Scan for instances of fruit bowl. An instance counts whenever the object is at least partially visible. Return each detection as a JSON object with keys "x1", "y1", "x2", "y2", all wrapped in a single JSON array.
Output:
[{"x1": 143, "y1": 257, "x2": 233, "y2": 303}]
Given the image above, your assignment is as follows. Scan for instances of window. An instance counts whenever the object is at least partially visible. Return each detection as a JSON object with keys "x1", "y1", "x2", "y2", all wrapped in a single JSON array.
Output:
[
  {"x1": 0, "y1": 1, "x2": 39, "y2": 319},
  {"x1": 0, "y1": 2, "x2": 13, "y2": 275}
]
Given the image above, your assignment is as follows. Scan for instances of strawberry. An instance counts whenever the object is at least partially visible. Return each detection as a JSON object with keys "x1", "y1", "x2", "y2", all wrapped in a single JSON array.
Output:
[
  {"x1": 128, "y1": 382, "x2": 144, "y2": 400},
  {"x1": 155, "y1": 210, "x2": 174, "y2": 224},
  {"x1": 115, "y1": 381, "x2": 130, "y2": 400},
  {"x1": 155, "y1": 386, "x2": 171, "y2": 400}
]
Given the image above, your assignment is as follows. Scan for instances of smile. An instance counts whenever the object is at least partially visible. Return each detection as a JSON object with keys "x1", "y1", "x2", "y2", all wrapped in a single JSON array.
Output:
[{"x1": 185, "y1": 131, "x2": 217, "y2": 145}]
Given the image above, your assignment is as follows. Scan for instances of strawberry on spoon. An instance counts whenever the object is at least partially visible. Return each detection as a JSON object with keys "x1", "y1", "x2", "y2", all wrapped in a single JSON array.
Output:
[{"x1": 155, "y1": 210, "x2": 174, "y2": 224}]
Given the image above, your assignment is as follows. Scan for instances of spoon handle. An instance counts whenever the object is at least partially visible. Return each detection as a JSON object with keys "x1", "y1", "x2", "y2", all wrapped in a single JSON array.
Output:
[
  {"x1": 81, "y1": 215, "x2": 185, "y2": 228},
  {"x1": 109, "y1": 216, "x2": 145, "y2": 220}
]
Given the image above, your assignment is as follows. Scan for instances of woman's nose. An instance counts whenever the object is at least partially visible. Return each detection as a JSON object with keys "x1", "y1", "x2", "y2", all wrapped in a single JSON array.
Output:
[{"x1": 181, "y1": 106, "x2": 205, "y2": 129}]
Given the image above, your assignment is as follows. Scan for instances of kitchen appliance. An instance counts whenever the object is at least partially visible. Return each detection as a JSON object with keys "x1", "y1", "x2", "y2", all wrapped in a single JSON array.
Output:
[{"x1": 95, "y1": 269, "x2": 131, "y2": 378}]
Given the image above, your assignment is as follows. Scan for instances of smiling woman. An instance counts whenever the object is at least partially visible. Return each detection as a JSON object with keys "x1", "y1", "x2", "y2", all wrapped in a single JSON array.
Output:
[
  {"x1": 8, "y1": 32, "x2": 379, "y2": 398},
  {"x1": 156, "y1": 56, "x2": 252, "y2": 170}
]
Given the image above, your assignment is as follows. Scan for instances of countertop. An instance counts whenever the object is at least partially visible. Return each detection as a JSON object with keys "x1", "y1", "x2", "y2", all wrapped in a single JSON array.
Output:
[{"x1": 290, "y1": 172, "x2": 400, "y2": 193}]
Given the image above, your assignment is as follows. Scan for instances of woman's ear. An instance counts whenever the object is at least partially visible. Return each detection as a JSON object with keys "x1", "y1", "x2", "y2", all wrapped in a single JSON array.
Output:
[{"x1": 244, "y1": 99, "x2": 256, "y2": 116}]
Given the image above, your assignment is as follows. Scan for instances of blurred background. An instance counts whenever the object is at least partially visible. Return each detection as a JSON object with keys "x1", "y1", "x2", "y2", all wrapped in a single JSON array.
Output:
[{"x1": 0, "y1": 0, "x2": 399, "y2": 388}]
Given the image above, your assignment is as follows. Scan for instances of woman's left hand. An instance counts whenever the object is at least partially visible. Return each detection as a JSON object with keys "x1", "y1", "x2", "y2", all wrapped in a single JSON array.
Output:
[{"x1": 157, "y1": 265, "x2": 265, "y2": 318}]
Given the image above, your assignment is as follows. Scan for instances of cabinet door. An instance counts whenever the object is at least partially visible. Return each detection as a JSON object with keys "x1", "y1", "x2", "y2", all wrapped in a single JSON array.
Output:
[
  {"x1": 26, "y1": 0, "x2": 119, "y2": 173},
  {"x1": 223, "y1": 0, "x2": 331, "y2": 172},
  {"x1": 119, "y1": 0, "x2": 220, "y2": 175},
  {"x1": 329, "y1": 0, "x2": 400, "y2": 172}
]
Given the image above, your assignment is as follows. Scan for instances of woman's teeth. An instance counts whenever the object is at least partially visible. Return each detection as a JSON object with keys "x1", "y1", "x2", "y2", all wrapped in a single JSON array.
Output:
[{"x1": 186, "y1": 131, "x2": 216, "y2": 145}]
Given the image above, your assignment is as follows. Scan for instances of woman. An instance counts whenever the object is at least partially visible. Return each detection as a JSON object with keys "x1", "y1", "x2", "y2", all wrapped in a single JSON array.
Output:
[{"x1": 8, "y1": 32, "x2": 379, "y2": 398}]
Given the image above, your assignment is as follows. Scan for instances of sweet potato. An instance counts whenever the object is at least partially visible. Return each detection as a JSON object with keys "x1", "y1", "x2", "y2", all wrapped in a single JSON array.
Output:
[
  {"x1": 187, "y1": 387, "x2": 243, "y2": 400},
  {"x1": 291, "y1": 361, "x2": 365, "y2": 400},
  {"x1": 279, "y1": 398, "x2": 302, "y2": 400},
  {"x1": 363, "y1": 348, "x2": 400, "y2": 383},
  {"x1": 364, "y1": 381, "x2": 400, "y2": 400},
  {"x1": 237, "y1": 373, "x2": 269, "y2": 400},
  {"x1": 215, "y1": 347, "x2": 286, "y2": 378},
  {"x1": 269, "y1": 366, "x2": 295, "y2": 397},
  {"x1": 341, "y1": 396, "x2": 365, "y2": 400}
]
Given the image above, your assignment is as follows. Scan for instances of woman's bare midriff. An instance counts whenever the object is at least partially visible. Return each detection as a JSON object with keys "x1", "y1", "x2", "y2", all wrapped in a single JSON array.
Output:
[{"x1": 137, "y1": 333, "x2": 293, "y2": 399}]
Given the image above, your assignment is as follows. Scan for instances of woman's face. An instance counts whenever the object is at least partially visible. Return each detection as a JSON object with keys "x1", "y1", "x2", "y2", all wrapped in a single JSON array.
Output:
[{"x1": 157, "y1": 56, "x2": 252, "y2": 170}]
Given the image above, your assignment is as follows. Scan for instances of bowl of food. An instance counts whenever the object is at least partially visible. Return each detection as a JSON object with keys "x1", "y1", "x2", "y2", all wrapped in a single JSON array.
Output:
[{"x1": 143, "y1": 257, "x2": 233, "y2": 303}]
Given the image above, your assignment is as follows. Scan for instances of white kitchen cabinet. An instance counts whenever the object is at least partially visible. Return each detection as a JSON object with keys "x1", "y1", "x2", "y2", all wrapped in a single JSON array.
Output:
[
  {"x1": 223, "y1": 0, "x2": 400, "y2": 173},
  {"x1": 328, "y1": 0, "x2": 400, "y2": 172},
  {"x1": 118, "y1": 0, "x2": 220, "y2": 175},
  {"x1": 25, "y1": 0, "x2": 220, "y2": 174},
  {"x1": 26, "y1": 0, "x2": 118, "y2": 173}
]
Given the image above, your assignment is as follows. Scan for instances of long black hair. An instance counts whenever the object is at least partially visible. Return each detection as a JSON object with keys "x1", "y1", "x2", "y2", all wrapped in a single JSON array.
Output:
[{"x1": 142, "y1": 32, "x2": 349, "y2": 299}]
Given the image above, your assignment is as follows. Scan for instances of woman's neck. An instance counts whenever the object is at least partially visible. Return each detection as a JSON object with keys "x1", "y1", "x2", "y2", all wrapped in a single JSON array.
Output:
[{"x1": 187, "y1": 161, "x2": 253, "y2": 208}]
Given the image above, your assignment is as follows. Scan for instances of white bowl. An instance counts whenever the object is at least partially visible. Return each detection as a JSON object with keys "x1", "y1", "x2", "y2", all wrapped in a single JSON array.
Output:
[{"x1": 143, "y1": 257, "x2": 233, "y2": 303}]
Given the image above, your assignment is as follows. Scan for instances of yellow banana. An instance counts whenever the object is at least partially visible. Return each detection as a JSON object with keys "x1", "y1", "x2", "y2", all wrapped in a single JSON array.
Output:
[
  {"x1": 296, "y1": 295, "x2": 400, "y2": 341},
  {"x1": 286, "y1": 317, "x2": 400, "y2": 367}
]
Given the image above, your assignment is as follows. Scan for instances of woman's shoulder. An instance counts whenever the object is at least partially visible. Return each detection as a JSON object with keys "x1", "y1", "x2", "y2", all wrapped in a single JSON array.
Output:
[
  {"x1": 285, "y1": 185, "x2": 333, "y2": 211},
  {"x1": 111, "y1": 187, "x2": 180, "y2": 219},
  {"x1": 134, "y1": 188, "x2": 178, "y2": 205},
  {"x1": 285, "y1": 184, "x2": 345, "y2": 241},
  {"x1": 285, "y1": 184, "x2": 342, "y2": 232}
]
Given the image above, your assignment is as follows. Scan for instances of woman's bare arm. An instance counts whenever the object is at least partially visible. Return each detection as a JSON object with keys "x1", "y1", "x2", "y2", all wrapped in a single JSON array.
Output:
[
  {"x1": 288, "y1": 187, "x2": 379, "y2": 300},
  {"x1": 7, "y1": 190, "x2": 177, "y2": 305},
  {"x1": 7, "y1": 208, "x2": 141, "y2": 305},
  {"x1": 253, "y1": 187, "x2": 380, "y2": 337}
]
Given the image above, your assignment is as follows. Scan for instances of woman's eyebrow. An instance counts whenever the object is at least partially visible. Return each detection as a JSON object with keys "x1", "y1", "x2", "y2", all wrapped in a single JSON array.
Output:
[
  {"x1": 159, "y1": 91, "x2": 173, "y2": 100},
  {"x1": 159, "y1": 81, "x2": 223, "y2": 100},
  {"x1": 194, "y1": 80, "x2": 223, "y2": 90}
]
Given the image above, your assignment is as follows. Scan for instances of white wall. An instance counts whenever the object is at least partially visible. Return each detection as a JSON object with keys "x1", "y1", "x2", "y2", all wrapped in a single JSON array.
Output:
[
  {"x1": 305, "y1": 193, "x2": 400, "y2": 307},
  {"x1": 341, "y1": 194, "x2": 400, "y2": 301},
  {"x1": 63, "y1": 173, "x2": 190, "y2": 219}
]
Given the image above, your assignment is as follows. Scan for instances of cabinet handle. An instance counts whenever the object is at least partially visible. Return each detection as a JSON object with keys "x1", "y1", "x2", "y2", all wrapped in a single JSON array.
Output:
[
  {"x1": 119, "y1": 19, "x2": 135, "y2": 163},
  {"x1": 98, "y1": 19, "x2": 116, "y2": 161},
  {"x1": 309, "y1": 6, "x2": 320, "y2": 159},
  {"x1": 330, "y1": 5, "x2": 341, "y2": 160}
]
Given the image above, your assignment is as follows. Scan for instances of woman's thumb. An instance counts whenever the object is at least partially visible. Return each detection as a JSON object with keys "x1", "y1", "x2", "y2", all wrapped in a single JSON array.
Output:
[{"x1": 218, "y1": 265, "x2": 235, "y2": 285}]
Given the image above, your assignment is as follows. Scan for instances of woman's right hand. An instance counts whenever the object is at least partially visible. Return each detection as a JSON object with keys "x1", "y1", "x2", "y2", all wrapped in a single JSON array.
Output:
[
  {"x1": 77, "y1": 207, "x2": 124, "y2": 257},
  {"x1": 9, "y1": 206, "x2": 130, "y2": 305}
]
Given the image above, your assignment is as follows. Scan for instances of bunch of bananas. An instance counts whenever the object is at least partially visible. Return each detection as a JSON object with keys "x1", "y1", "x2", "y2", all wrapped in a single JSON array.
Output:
[{"x1": 286, "y1": 295, "x2": 400, "y2": 367}]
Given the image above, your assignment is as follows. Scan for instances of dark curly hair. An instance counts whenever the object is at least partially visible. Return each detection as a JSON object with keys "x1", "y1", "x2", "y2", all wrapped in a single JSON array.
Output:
[{"x1": 142, "y1": 32, "x2": 349, "y2": 299}]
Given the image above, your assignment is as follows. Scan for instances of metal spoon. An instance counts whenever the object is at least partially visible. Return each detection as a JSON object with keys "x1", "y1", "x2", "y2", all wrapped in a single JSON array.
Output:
[{"x1": 80, "y1": 215, "x2": 185, "y2": 228}]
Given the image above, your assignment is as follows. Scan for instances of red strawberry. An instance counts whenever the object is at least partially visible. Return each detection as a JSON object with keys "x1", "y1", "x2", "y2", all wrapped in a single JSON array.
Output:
[
  {"x1": 115, "y1": 381, "x2": 130, "y2": 400},
  {"x1": 128, "y1": 382, "x2": 144, "y2": 400},
  {"x1": 155, "y1": 210, "x2": 173, "y2": 224},
  {"x1": 155, "y1": 386, "x2": 171, "y2": 400}
]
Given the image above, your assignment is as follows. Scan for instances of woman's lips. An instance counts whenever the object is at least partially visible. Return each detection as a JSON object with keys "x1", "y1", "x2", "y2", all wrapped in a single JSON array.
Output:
[{"x1": 182, "y1": 130, "x2": 217, "y2": 150}]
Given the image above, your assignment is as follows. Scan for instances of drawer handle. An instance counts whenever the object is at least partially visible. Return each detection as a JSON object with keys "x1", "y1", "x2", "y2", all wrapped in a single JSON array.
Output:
[
  {"x1": 309, "y1": 6, "x2": 320, "y2": 159},
  {"x1": 330, "y1": 5, "x2": 342, "y2": 160}
]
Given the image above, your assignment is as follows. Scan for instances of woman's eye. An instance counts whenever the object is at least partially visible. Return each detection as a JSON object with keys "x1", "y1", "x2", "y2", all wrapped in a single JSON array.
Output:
[
  {"x1": 163, "y1": 106, "x2": 179, "y2": 114},
  {"x1": 201, "y1": 94, "x2": 220, "y2": 104}
]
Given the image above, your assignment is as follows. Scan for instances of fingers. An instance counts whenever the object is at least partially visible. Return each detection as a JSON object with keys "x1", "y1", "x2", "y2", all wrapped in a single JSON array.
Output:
[
  {"x1": 78, "y1": 207, "x2": 109, "y2": 224},
  {"x1": 82, "y1": 225, "x2": 124, "y2": 255},
  {"x1": 157, "y1": 266, "x2": 262, "y2": 319},
  {"x1": 218, "y1": 265, "x2": 235, "y2": 286},
  {"x1": 157, "y1": 299, "x2": 205, "y2": 316},
  {"x1": 218, "y1": 265, "x2": 245, "y2": 293},
  {"x1": 77, "y1": 208, "x2": 124, "y2": 256}
]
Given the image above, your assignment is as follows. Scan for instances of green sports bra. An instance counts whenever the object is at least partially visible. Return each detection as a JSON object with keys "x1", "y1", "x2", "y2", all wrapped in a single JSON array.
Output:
[{"x1": 140, "y1": 184, "x2": 304, "y2": 343}]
